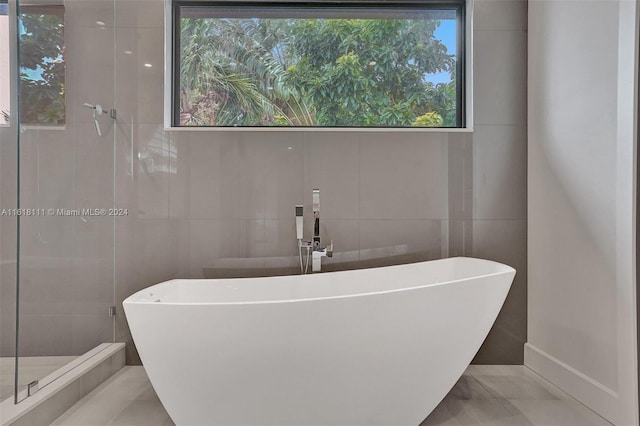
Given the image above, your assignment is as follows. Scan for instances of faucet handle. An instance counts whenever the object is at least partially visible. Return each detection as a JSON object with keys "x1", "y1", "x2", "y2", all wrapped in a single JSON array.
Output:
[{"x1": 327, "y1": 240, "x2": 333, "y2": 257}]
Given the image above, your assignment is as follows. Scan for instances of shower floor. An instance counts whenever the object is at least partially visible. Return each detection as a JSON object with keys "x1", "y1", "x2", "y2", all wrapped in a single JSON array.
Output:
[
  {"x1": 0, "y1": 356, "x2": 76, "y2": 401},
  {"x1": 51, "y1": 365, "x2": 612, "y2": 426}
]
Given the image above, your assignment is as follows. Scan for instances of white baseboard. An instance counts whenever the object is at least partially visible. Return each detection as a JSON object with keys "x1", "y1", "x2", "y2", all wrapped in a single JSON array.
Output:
[{"x1": 524, "y1": 343, "x2": 619, "y2": 424}]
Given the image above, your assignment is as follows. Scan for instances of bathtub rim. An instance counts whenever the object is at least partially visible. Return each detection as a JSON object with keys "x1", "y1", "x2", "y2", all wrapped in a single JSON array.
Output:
[{"x1": 123, "y1": 257, "x2": 515, "y2": 307}]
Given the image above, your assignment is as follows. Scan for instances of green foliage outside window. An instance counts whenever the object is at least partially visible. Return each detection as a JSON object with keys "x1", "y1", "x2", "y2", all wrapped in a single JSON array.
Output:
[
  {"x1": 19, "y1": 6, "x2": 65, "y2": 126},
  {"x1": 178, "y1": 9, "x2": 460, "y2": 127}
]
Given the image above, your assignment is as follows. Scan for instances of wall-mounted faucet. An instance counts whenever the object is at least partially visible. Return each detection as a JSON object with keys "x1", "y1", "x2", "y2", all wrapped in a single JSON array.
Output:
[
  {"x1": 312, "y1": 240, "x2": 333, "y2": 272},
  {"x1": 296, "y1": 189, "x2": 333, "y2": 273},
  {"x1": 312, "y1": 189, "x2": 320, "y2": 249}
]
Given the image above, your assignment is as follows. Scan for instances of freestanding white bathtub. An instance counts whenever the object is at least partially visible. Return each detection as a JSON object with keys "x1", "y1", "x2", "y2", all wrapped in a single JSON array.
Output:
[{"x1": 123, "y1": 257, "x2": 515, "y2": 426}]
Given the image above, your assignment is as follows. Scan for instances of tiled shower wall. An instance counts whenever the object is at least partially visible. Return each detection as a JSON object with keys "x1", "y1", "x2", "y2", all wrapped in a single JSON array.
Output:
[
  {"x1": 0, "y1": 0, "x2": 526, "y2": 366},
  {"x1": 0, "y1": 126, "x2": 18, "y2": 360}
]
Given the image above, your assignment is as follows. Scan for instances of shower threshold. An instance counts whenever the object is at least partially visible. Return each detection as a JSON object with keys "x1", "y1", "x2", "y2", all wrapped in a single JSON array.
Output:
[
  {"x1": 0, "y1": 342, "x2": 124, "y2": 426},
  {"x1": 0, "y1": 355, "x2": 76, "y2": 401}
]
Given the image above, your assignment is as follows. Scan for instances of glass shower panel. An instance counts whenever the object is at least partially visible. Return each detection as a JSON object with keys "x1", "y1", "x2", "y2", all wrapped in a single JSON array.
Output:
[
  {"x1": 0, "y1": 0, "x2": 19, "y2": 403},
  {"x1": 14, "y1": 0, "x2": 116, "y2": 401}
]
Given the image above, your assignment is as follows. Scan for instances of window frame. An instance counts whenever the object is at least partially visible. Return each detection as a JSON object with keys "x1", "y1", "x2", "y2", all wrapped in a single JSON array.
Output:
[{"x1": 166, "y1": 0, "x2": 471, "y2": 130}]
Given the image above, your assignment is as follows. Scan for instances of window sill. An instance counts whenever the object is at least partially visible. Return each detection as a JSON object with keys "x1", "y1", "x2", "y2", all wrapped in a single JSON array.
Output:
[
  {"x1": 163, "y1": 126, "x2": 474, "y2": 133},
  {"x1": 21, "y1": 125, "x2": 66, "y2": 131}
]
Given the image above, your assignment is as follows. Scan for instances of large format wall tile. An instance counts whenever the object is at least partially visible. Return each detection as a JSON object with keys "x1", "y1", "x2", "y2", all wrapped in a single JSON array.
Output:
[
  {"x1": 315, "y1": 219, "x2": 360, "y2": 265},
  {"x1": 189, "y1": 132, "x2": 304, "y2": 220},
  {"x1": 115, "y1": 28, "x2": 165, "y2": 124},
  {"x1": 302, "y1": 132, "x2": 359, "y2": 220},
  {"x1": 446, "y1": 132, "x2": 472, "y2": 222},
  {"x1": 359, "y1": 219, "x2": 445, "y2": 261},
  {"x1": 168, "y1": 132, "x2": 190, "y2": 220},
  {"x1": 264, "y1": 219, "x2": 300, "y2": 269},
  {"x1": 17, "y1": 313, "x2": 112, "y2": 357},
  {"x1": 135, "y1": 124, "x2": 170, "y2": 219},
  {"x1": 473, "y1": 125, "x2": 527, "y2": 220},
  {"x1": 359, "y1": 133, "x2": 448, "y2": 220},
  {"x1": 188, "y1": 133, "x2": 222, "y2": 219},
  {"x1": 66, "y1": 26, "x2": 116, "y2": 126},
  {"x1": 132, "y1": 219, "x2": 177, "y2": 284},
  {"x1": 115, "y1": 0, "x2": 165, "y2": 29},
  {"x1": 473, "y1": 30, "x2": 527, "y2": 126},
  {"x1": 471, "y1": 219, "x2": 527, "y2": 364},
  {"x1": 231, "y1": 133, "x2": 304, "y2": 220},
  {"x1": 188, "y1": 219, "x2": 267, "y2": 278},
  {"x1": 0, "y1": 266, "x2": 16, "y2": 357},
  {"x1": 64, "y1": 0, "x2": 116, "y2": 29},
  {"x1": 474, "y1": 0, "x2": 528, "y2": 31},
  {"x1": 19, "y1": 129, "x2": 75, "y2": 212}
]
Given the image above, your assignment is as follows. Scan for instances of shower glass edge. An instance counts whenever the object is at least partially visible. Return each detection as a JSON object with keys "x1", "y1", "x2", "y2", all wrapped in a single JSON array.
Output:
[{"x1": 11, "y1": 0, "x2": 118, "y2": 404}]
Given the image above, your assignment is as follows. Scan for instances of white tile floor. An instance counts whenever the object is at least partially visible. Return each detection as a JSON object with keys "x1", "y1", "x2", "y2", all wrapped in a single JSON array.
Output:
[{"x1": 51, "y1": 365, "x2": 612, "y2": 426}]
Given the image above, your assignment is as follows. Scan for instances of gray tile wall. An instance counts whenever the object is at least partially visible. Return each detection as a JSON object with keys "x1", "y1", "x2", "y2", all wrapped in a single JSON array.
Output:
[
  {"x1": 112, "y1": 0, "x2": 184, "y2": 364},
  {"x1": 176, "y1": 0, "x2": 528, "y2": 364},
  {"x1": 184, "y1": 131, "x2": 450, "y2": 281},
  {"x1": 0, "y1": 125, "x2": 18, "y2": 359},
  {"x1": 470, "y1": 0, "x2": 527, "y2": 363},
  {"x1": 0, "y1": 0, "x2": 527, "y2": 367}
]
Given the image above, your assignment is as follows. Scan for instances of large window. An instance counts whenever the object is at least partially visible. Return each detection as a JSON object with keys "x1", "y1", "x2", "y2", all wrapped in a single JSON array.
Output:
[{"x1": 172, "y1": 1, "x2": 465, "y2": 128}]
